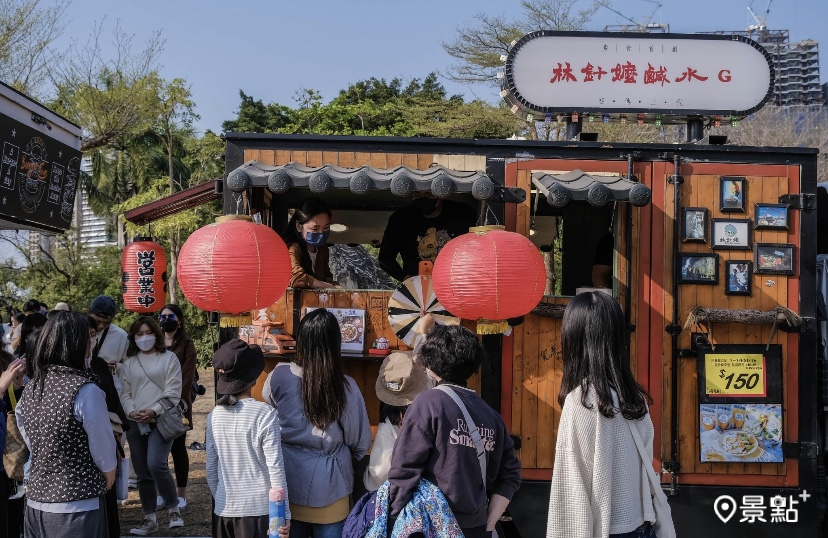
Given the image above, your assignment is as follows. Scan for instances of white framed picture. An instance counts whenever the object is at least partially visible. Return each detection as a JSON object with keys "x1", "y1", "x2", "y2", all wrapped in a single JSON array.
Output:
[{"x1": 711, "y1": 219, "x2": 752, "y2": 250}]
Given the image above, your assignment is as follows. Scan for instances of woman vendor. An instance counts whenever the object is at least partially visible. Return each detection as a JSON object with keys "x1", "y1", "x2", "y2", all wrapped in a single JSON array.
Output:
[{"x1": 284, "y1": 198, "x2": 339, "y2": 289}]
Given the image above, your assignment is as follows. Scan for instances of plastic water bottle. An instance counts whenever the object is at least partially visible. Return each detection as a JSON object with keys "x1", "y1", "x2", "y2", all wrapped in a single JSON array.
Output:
[{"x1": 268, "y1": 487, "x2": 286, "y2": 537}]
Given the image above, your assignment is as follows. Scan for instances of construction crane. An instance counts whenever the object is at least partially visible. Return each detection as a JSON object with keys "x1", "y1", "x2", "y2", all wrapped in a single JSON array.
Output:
[
  {"x1": 747, "y1": 0, "x2": 772, "y2": 31},
  {"x1": 603, "y1": 0, "x2": 668, "y2": 33}
]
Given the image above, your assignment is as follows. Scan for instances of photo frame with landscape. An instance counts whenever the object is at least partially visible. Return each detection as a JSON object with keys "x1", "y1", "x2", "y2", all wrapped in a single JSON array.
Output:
[
  {"x1": 719, "y1": 176, "x2": 746, "y2": 213},
  {"x1": 681, "y1": 207, "x2": 708, "y2": 243},
  {"x1": 678, "y1": 253, "x2": 719, "y2": 284},
  {"x1": 754, "y1": 203, "x2": 789, "y2": 230},
  {"x1": 711, "y1": 218, "x2": 752, "y2": 250},
  {"x1": 754, "y1": 243, "x2": 795, "y2": 275},
  {"x1": 724, "y1": 260, "x2": 752, "y2": 296}
]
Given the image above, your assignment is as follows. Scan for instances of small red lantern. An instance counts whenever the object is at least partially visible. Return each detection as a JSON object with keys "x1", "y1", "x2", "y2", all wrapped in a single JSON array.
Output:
[
  {"x1": 432, "y1": 225, "x2": 545, "y2": 334},
  {"x1": 122, "y1": 237, "x2": 168, "y2": 313},
  {"x1": 177, "y1": 215, "x2": 292, "y2": 326}
]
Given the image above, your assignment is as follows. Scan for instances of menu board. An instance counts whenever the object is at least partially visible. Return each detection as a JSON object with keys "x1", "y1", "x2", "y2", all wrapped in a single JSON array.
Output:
[
  {"x1": 304, "y1": 307, "x2": 366, "y2": 352},
  {"x1": 700, "y1": 404, "x2": 783, "y2": 463},
  {"x1": 696, "y1": 344, "x2": 783, "y2": 464},
  {"x1": 0, "y1": 107, "x2": 81, "y2": 231},
  {"x1": 697, "y1": 344, "x2": 782, "y2": 403}
]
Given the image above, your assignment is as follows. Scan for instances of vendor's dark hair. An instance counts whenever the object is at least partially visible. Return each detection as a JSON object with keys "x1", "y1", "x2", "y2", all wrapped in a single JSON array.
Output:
[
  {"x1": 558, "y1": 291, "x2": 651, "y2": 420},
  {"x1": 380, "y1": 402, "x2": 408, "y2": 427},
  {"x1": 294, "y1": 308, "x2": 347, "y2": 429},
  {"x1": 283, "y1": 198, "x2": 332, "y2": 274},
  {"x1": 127, "y1": 316, "x2": 166, "y2": 356},
  {"x1": 15, "y1": 313, "x2": 47, "y2": 356},
  {"x1": 418, "y1": 325, "x2": 484, "y2": 386},
  {"x1": 29, "y1": 312, "x2": 90, "y2": 398}
]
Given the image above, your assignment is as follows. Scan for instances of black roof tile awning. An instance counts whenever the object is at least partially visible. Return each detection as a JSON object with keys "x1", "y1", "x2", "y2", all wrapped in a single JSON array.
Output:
[
  {"x1": 226, "y1": 161, "x2": 497, "y2": 200},
  {"x1": 532, "y1": 170, "x2": 652, "y2": 208}
]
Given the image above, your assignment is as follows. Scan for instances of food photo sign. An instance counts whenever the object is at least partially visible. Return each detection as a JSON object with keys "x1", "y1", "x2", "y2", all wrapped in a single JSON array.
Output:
[
  {"x1": 696, "y1": 344, "x2": 783, "y2": 463},
  {"x1": 304, "y1": 307, "x2": 366, "y2": 353}
]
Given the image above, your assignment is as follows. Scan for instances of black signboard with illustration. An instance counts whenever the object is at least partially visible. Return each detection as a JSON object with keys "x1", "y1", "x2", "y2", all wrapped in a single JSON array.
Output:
[
  {"x1": 0, "y1": 106, "x2": 81, "y2": 232},
  {"x1": 697, "y1": 344, "x2": 783, "y2": 463}
]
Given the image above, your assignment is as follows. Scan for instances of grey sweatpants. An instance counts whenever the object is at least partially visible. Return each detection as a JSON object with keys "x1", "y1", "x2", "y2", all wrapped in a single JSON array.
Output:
[{"x1": 23, "y1": 497, "x2": 107, "y2": 538}]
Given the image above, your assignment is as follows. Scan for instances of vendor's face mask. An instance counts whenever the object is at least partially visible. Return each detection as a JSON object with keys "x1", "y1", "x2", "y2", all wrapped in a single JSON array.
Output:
[
  {"x1": 413, "y1": 197, "x2": 440, "y2": 215},
  {"x1": 304, "y1": 230, "x2": 330, "y2": 247}
]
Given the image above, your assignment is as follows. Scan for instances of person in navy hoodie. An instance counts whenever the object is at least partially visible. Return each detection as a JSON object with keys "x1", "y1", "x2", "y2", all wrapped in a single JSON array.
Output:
[{"x1": 387, "y1": 324, "x2": 521, "y2": 538}]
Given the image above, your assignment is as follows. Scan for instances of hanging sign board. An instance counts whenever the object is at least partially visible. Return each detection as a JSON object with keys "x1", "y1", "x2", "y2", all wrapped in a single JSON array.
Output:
[
  {"x1": 0, "y1": 81, "x2": 82, "y2": 232},
  {"x1": 697, "y1": 344, "x2": 782, "y2": 403},
  {"x1": 501, "y1": 31, "x2": 774, "y2": 119}
]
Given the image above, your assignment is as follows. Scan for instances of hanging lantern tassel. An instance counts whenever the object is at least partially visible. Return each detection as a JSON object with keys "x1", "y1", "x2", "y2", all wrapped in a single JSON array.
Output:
[
  {"x1": 432, "y1": 225, "x2": 546, "y2": 335},
  {"x1": 220, "y1": 313, "x2": 254, "y2": 328}
]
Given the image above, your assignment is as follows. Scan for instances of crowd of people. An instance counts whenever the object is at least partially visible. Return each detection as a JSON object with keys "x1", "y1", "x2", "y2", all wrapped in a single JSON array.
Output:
[
  {"x1": 0, "y1": 192, "x2": 662, "y2": 538},
  {"x1": 0, "y1": 296, "x2": 197, "y2": 538}
]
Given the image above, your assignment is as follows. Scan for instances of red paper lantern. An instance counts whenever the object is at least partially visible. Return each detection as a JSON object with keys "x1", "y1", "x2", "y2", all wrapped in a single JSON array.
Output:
[
  {"x1": 432, "y1": 225, "x2": 545, "y2": 334},
  {"x1": 177, "y1": 215, "x2": 291, "y2": 325},
  {"x1": 122, "y1": 237, "x2": 168, "y2": 313}
]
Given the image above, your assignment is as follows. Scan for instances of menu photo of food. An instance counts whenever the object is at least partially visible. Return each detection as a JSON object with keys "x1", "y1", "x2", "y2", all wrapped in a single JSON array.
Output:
[
  {"x1": 305, "y1": 307, "x2": 366, "y2": 352},
  {"x1": 699, "y1": 404, "x2": 783, "y2": 463}
]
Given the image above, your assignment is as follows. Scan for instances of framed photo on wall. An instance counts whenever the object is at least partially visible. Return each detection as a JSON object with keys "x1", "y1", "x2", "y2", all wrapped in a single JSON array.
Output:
[
  {"x1": 711, "y1": 219, "x2": 752, "y2": 250},
  {"x1": 681, "y1": 207, "x2": 708, "y2": 243},
  {"x1": 754, "y1": 203, "x2": 789, "y2": 230},
  {"x1": 678, "y1": 253, "x2": 719, "y2": 284},
  {"x1": 724, "y1": 260, "x2": 752, "y2": 296},
  {"x1": 754, "y1": 243, "x2": 795, "y2": 275},
  {"x1": 719, "y1": 176, "x2": 746, "y2": 213}
]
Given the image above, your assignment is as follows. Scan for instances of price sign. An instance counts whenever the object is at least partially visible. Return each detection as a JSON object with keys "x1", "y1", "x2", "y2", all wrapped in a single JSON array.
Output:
[{"x1": 704, "y1": 353, "x2": 766, "y2": 397}]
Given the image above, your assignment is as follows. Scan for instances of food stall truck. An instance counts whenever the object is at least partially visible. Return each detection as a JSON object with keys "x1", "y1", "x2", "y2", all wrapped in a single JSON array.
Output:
[{"x1": 208, "y1": 32, "x2": 826, "y2": 537}]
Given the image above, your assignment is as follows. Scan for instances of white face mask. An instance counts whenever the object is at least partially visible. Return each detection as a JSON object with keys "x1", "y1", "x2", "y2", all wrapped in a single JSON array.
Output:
[{"x1": 135, "y1": 335, "x2": 156, "y2": 352}]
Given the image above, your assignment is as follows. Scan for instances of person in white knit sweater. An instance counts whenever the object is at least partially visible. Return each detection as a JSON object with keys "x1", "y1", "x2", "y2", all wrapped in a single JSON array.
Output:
[{"x1": 547, "y1": 291, "x2": 657, "y2": 538}]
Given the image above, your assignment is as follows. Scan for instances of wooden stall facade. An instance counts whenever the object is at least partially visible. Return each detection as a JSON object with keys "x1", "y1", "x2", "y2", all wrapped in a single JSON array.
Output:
[{"x1": 223, "y1": 133, "x2": 820, "y2": 537}]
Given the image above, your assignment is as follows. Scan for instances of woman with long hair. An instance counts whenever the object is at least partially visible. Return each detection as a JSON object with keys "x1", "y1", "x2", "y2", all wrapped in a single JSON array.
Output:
[
  {"x1": 14, "y1": 312, "x2": 117, "y2": 538},
  {"x1": 14, "y1": 312, "x2": 46, "y2": 357},
  {"x1": 547, "y1": 291, "x2": 655, "y2": 538},
  {"x1": 159, "y1": 303, "x2": 197, "y2": 507},
  {"x1": 263, "y1": 308, "x2": 371, "y2": 538},
  {"x1": 283, "y1": 198, "x2": 338, "y2": 289},
  {"x1": 119, "y1": 316, "x2": 184, "y2": 535}
]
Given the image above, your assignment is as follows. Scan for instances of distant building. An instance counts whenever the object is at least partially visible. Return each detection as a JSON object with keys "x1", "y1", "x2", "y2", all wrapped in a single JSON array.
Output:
[
  {"x1": 702, "y1": 29, "x2": 824, "y2": 107},
  {"x1": 73, "y1": 158, "x2": 117, "y2": 249}
]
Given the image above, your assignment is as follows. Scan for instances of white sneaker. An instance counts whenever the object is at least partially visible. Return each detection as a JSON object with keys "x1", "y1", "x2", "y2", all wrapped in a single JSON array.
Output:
[
  {"x1": 169, "y1": 511, "x2": 185, "y2": 528},
  {"x1": 130, "y1": 517, "x2": 159, "y2": 535},
  {"x1": 178, "y1": 496, "x2": 187, "y2": 509}
]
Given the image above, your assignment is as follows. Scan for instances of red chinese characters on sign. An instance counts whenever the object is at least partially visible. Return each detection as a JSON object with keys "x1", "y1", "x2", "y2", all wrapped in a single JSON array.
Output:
[
  {"x1": 548, "y1": 61, "x2": 734, "y2": 87},
  {"x1": 136, "y1": 250, "x2": 157, "y2": 308},
  {"x1": 644, "y1": 64, "x2": 670, "y2": 86},
  {"x1": 611, "y1": 61, "x2": 638, "y2": 83},
  {"x1": 550, "y1": 62, "x2": 577, "y2": 83},
  {"x1": 581, "y1": 63, "x2": 608, "y2": 82}
]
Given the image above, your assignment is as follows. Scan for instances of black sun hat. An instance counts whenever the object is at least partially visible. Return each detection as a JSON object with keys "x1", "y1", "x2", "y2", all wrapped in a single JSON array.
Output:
[{"x1": 213, "y1": 339, "x2": 265, "y2": 395}]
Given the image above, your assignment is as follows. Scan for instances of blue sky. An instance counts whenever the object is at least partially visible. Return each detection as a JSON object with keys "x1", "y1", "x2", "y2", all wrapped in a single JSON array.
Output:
[{"x1": 54, "y1": 0, "x2": 828, "y2": 134}]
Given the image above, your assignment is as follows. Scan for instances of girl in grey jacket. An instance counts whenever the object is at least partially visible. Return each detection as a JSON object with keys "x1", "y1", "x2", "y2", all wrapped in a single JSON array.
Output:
[{"x1": 263, "y1": 309, "x2": 371, "y2": 538}]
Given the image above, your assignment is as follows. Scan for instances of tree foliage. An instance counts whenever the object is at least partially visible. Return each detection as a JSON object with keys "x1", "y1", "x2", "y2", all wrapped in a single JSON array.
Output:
[
  {"x1": 441, "y1": 0, "x2": 609, "y2": 85},
  {"x1": 0, "y1": 0, "x2": 69, "y2": 95},
  {"x1": 222, "y1": 73, "x2": 523, "y2": 139}
]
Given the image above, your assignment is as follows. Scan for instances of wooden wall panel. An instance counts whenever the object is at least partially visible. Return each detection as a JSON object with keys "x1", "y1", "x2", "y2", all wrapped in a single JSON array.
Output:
[{"x1": 671, "y1": 173, "x2": 793, "y2": 480}]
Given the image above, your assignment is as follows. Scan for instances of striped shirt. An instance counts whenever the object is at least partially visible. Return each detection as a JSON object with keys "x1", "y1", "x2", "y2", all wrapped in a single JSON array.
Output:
[{"x1": 206, "y1": 398, "x2": 291, "y2": 519}]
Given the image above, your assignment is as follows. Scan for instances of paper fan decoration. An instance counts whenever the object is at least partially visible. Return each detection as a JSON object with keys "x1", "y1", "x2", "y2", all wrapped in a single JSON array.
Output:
[{"x1": 388, "y1": 275, "x2": 459, "y2": 345}]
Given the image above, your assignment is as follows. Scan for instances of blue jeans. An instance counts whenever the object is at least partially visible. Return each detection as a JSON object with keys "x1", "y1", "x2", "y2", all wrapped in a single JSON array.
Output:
[
  {"x1": 125, "y1": 420, "x2": 178, "y2": 515},
  {"x1": 610, "y1": 522, "x2": 657, "y2": 538},
  {"x1": 289, "y1": 519, "x2": 345, "y2": 538}
]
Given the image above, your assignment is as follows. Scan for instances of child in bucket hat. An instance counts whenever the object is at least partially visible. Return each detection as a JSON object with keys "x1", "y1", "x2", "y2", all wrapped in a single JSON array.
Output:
[
  {"x1": 207, "y1": 339, "x2": 291, "y2": 538},
  {"x1": 363, "y1": 351, "x2": 432, "y2": 491}
]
